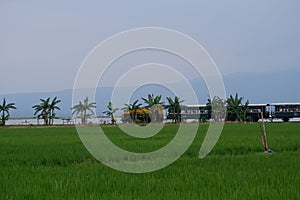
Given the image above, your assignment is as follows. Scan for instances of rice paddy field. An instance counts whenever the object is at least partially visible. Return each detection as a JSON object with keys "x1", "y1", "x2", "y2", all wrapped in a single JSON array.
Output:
[{"x1": 0, "y1": 123, "x2": 299, "y2": 199}]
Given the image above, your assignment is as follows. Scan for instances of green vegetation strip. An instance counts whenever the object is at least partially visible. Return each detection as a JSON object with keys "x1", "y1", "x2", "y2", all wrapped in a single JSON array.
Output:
[{"x1": 0, "y1": 123, "x2": 299, "y2": 199}]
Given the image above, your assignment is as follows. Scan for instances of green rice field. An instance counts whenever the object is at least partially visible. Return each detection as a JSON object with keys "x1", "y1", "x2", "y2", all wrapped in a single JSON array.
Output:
[{"x1": 0, "y1": 123, "x2": 300, "y2": 199}]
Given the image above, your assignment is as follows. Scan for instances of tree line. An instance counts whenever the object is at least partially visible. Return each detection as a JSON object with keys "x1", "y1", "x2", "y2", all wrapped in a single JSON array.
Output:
[{"x1": 0, "y1": 93, "x2": 249, "y2": 126}]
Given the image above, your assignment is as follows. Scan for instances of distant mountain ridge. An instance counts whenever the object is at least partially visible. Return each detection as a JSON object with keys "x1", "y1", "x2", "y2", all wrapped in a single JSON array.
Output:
[
  {"x1": 224, "y1": 68, "x2": 300, "y2": 104},
  {"x1": 1, "y1": 68, "x2": 299, "y2": 117}
]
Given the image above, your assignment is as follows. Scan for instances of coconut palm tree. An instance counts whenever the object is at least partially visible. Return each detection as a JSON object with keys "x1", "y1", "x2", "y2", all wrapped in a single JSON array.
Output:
[
  {"x1": 49, "y1": 96, "x2": 61, "y2": 125},
  {"x1": 227, "y1": 93, "x2": 249, "y2": 122},
  {"x1": 72, "y1": 97, "x2": 96, "y2": 125},
  {"x1": 0, "y1": 98, "x2": 16, "y2": 126},
  {"x1": 123, "y1": 100, "x2": 142, "y2": 122},
  {"x1": 32, "y1": 98, "x2": 51, "y2": 125},
  {"x1": 103, "y1": 101, "x2": 119, "y2": 125},
  {"x1": 72, "y1": 101, "x2": 84, "y2": 124},
  {"x1": 166, "y1": 96, "x2": 184, "y2": 123},
  {"x1": 142, "y1": 94, "x2": 164, "y2": 122},
  {"x1": 32, "y1": 97, "x2": 61, "y2": 125}
]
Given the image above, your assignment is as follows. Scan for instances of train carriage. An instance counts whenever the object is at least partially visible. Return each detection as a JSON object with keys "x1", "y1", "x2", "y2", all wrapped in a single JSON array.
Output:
[
  {"x1": 246, "y1": 104, "x2": 269, "y2": 122},
  {"x1": 130, "y1": 102, "x2": 300, "y2": 123},
  {"x1": 271, "y1": 103, "x2": 300, "y2": 122},
  {"x1": 180, "y1": 105, "x2": 209, "y2": 122}
]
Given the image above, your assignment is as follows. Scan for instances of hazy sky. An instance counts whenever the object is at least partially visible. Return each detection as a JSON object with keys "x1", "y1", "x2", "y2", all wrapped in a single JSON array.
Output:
[{"x1": 1, "y1": 0, "x2": 300, "y2": 94}]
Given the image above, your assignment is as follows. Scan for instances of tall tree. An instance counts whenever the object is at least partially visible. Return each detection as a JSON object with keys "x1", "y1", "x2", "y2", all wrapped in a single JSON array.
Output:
[
  {"x1": 238, "y1": 99, "x2": 249, "y2": 122},
  {"x1": 142, "y1": 94, "x2": 164, "y2": 122},
  {"x1": 0, "y1": 98, "x2": 16, "y2": 126},
  {"x1": 166, "y1": 96, "x2": 184, "y2": 123},
  {"x1": 71, "y1": 101, "x2": 84, "y2": 124},
  {"x1": 72, "y1": 97, "x2": 96, "y2": 125},
  {"x1": 103, "y1": 101, "x2": 119, "y2": 125},
  {"x1": 227, "y1": 93, "x2": 249, "y2": 122},
  {"x1": 32, "y1": 98, "x2": 51, "y2": 125},
  {"x1": 32, "y1": 97, "x2": 61, "y2": 125},
  {"x1": 49, "y1": 97, "x2": 61, "y2": 125},
  {"x1": 123, "y1": 100, "x2": 142, "y2": 122}
]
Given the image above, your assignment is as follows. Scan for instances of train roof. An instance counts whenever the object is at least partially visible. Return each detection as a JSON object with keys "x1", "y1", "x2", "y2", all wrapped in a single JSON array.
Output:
[
  {"x1": 248, "y1": 104, "x2": 268, "y2": 107},
  {"x1": 183, "y1": 104, "x2": 207, "y2": 107},
  {"x1": 270, "y1": 103, "x2": 300, "y2": 106},
  {"x1": 182, "y1": 103, "x2": 300, "y2": 107}
]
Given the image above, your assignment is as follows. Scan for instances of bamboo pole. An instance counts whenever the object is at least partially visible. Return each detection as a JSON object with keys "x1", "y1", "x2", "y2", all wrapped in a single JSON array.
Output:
[{"x1": 260, "y1": 111, "x2": 269, "y2": 152}]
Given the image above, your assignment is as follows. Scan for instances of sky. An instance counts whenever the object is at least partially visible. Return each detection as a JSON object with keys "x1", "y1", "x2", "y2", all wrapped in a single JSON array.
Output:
[{"x1": 1, "y1": 0, "x2": 300, "y2": 95}]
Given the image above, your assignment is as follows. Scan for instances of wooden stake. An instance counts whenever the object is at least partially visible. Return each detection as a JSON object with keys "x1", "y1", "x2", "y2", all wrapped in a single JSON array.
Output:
[{"x1": 260, "y1": 112, "x2": 269, "y2": 151}]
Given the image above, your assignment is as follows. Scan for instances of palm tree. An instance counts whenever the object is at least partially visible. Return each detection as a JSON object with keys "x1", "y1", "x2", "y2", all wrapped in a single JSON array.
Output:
[
  {"x1": 49, "y1": 97, "x2": 61, "y2": 125},
  {"x1": 72, "y1": 101, "x2": 84, "y2": 124},
  {"x1": 0, "y1": 98, "x2": 16, "y2": 126},
  {"x1": 238, "y1": 99, "x2": 249, "y2": 122},
  {"x1": 103, "y1": 101, "x2": 119, "y2": 125},
  {"x1": 142, "y1": 94, "x2": 164, "y2": 122},
  {"x1": 32, "y1": 98, "x2": 51, "y2": 125},
  {"x1": 166, "y1": 96, "x2": 184, "y2": 123},
  {"x1": 123, "y1": 100, "x2": 142, "y2": 122},
  {"x1": 227, "y1": 93, "x2": 249, "y2": 122},
  {"x1": 72, "y1": 97, "x2": 96, "y2": 125}
]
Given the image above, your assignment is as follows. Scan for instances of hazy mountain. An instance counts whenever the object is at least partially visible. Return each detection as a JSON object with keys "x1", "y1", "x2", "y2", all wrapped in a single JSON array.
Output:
[
  {"x1": 1, "y1": 88, "x2": 112, "y2": 118},
  {"x1": 224, "y1": 68, "x2": 300, "y2": 104},
  {"x1": 1, "y1": 68, "x2": 299, "y2": 117}
]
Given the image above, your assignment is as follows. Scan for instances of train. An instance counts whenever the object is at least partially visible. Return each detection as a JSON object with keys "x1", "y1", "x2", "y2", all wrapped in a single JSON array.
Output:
[
  {"x1": 166, "y1": 103, "x2": 300, "y2": 122},
  {"x1": 271, "y1": 103, "x2": 300, "y2": 122}
]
